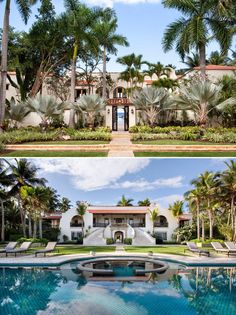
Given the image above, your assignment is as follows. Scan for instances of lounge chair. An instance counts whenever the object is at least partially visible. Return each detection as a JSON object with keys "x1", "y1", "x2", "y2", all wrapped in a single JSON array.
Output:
[
  {"x1": 34, "y1": 242, "x2": 58, "y2": 257},
  {"x1": 6, "y1": 242, "x2": 32, "y2": 257},
  {"x1": 185, "y1": 242, "x2": 210, "y2": 257},
  {"x1": 224, "y1": 242, "x2": 236, "y2": 256},
  {"x1": 211, "y1": 242, "x2": 230, "y2": 255},
  {"x1": 0, "y1": 242, "x2": 18, "y2": 254}
]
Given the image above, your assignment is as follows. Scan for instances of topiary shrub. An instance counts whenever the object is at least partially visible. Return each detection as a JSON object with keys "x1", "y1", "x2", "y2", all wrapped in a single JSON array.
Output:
[
  {"x1": 124, "y1": 238, "x2": 132, "y2": 245},
  {"x1": 106, "y1": 238, "x2": 114, "y2": 245}
]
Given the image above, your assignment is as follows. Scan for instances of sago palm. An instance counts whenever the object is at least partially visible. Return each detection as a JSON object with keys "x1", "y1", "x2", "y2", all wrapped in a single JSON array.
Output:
[
  {"x1": 162, "y1": 0, "x2": 232, "y2": 78},
  {"x1": 0, "y1": 0, "x2": 38, "y2": 132}
]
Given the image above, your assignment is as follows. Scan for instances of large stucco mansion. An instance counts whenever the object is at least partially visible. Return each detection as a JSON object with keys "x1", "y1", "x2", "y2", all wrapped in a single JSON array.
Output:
[
  {"x1": 6, "y1": 64, "x2": 236, "y2": 132},
  {"x1": 44, "y1": 204, "x2": 191, "y2": 245}
]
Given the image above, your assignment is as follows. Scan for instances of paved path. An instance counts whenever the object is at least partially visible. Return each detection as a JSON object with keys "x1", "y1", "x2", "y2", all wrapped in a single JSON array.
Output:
[{"x1": 108, "y1": 132, "x2": 134, "y2": 157}]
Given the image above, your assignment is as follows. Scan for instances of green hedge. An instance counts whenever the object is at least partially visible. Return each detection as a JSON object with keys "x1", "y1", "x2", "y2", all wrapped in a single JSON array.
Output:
[
  {"x1": 106, "y1": 238, "x2": 115, "y2": 245},
  {"x1": 124, "y1": 238, "x2": 132, "y2": 245},
  {"x1": 17, "y1": 237, "x2": 48, "y2": 245},
  {"x1": 0, "y1": 128, "x2": 112, "y2": 144}
]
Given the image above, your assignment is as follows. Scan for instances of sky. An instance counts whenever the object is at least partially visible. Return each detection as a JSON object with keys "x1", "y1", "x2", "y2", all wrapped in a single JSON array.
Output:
[
  {"x1": 4, "y1": 157, "x2": 232, "y2": 209},
  {"x1": 1, "y1": 0, "x2": 233, "y2": 72}
]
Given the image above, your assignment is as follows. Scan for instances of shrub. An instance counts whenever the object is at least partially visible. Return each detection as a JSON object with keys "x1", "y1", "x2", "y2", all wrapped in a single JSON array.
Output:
[
  {"x1": 17, "y1": 237, "x2": 48, "y2": 245},
  {"x1": 43, "y1": 228, "x2": 60, "y2": 241},
  {"x1": 106, "y1": 238, "x2": 114, "y2": 245},
  {"x1": 63, "y1": 234, "x2": 69, "y2": 242},
  {"x1": 9, "y1": 234, "x2": 23, "y2": 241},
  {"x1": 124, "y1": 238, "x2": 132, "y2": 245},
  {"x1": 179, "y1": 132, "x2": 198, "y2": 141}
]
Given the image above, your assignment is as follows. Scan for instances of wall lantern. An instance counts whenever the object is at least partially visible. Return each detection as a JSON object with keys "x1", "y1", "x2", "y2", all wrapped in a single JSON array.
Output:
[{"x1": 107, "y1": 109, "x2": 110, "y2": 114}]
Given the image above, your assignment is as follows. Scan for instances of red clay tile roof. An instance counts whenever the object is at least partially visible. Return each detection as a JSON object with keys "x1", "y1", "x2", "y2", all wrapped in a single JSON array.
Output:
[
  {"x1": 194, "y1": 65, "x2": 236, "y2": 71},
  {"x1": 88, "y1": 206, "x2": 149, "y2": 214},
  {"x1": 43, "y1": 215, "x2": 62, "y2": 220}
]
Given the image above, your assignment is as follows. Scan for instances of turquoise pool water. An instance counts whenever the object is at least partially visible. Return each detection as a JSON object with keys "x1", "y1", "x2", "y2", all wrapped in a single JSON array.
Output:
[{"x1": 0, "y1": 261, "x2": 236, "y2": 315}]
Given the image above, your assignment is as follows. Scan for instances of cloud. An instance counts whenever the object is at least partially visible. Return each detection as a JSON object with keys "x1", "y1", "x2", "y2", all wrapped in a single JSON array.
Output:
[
  {"x1": 35, "y1": 158, "x2": 150, "y2": 191},
  {"x1": 112, "y1": 176, "x2": 184, "y2": 191},
  {"x1": 155, "y1": 194, "x2": 184, "y2": 208},
  {"x1": 83, "y1": 0, "x2": 161, "y2": 8}
]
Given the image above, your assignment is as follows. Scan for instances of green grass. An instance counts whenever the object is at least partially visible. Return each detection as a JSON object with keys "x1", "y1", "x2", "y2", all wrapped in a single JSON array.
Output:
[
  {"x1": 133, "y1": 140, "x2": 236, "y2": 145},
  {"x1": 124, "y1": 246, "x2": 188, "y2": 256},
  {"x1": 1, "y1": 150, "x2": 108, "y2": 157},
  {"x1": 55, "y1": 245, "x2": 116, "y2": 255},
  {"x1": 134, "y1": 151, "x2": 236, "y2": 157},
  {"x1": 23, "y1": 140, "x2": 109, "y2": 145}
]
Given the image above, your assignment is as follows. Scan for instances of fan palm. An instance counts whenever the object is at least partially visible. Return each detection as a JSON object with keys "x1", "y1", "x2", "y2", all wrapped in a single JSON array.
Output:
[
  {"x1": 0, "y1": 0, "x2": 38, "y2": 132},
  {"x1": 5, "y1": 97, "x2": 30, "y2": 128},
  {"x1": 25, "y1": 95, "x2": 65, "y2": 129},
  {"x1": 162, "y1": 0, "x2": 232, "y2": 78},
  {"x1": 132, "y1": 87, "x2": 168, "y2": 127},
  {"x1": 167, "y1": 80, "x2": 236, "y2": 127},
  {"x1": 94, "y1": 8, "x2": 129, "y2": 99},
  {"x1": 117, "y1": 195, "x2": 133, "y2": 206},
  {"x1": 75, "y1": 94, "x2": 106, "y2": 129}
]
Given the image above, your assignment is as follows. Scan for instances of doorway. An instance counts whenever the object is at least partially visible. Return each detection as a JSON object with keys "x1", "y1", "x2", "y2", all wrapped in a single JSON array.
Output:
[
  {"x1": 114, "y1": 231, "x2": 124, "y2": 243},
  {"x1": 112, "y1": 106, "x2": 129, "y2": 131}
]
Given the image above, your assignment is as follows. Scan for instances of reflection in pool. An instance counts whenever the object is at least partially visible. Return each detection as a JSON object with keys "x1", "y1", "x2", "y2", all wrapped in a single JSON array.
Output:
[{"x1": 0, "y1": 262, "x2": 236, "y2": 315}]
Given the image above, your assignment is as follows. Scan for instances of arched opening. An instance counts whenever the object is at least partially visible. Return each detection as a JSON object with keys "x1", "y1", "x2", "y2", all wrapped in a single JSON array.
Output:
[
  {"x1": 70, "y1": 215, "x2": 83, "y2": 227},
  {"x1": 113, "y1": 87, "x2": 126, "y2": 99},
  {"x1": 154, "y1": 216, "x2": 168, "y2": 228},
  {"x1": 114, "y1": 231, "x2": 124, "y2": 243}
]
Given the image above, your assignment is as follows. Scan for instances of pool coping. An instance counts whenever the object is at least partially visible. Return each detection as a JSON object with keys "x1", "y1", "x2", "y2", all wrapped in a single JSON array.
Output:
[{"x1": 0, "y1": 251, "x2": 236, "y2": 268}]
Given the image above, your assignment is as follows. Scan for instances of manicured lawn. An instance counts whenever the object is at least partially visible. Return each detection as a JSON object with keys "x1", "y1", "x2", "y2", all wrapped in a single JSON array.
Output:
[
  {"x1": 1, "y1": 150, "x2": 108, "y2": 157},
  {"x1": 134, "y1": 152, "x2": 236, "y2": 157},
  {"x1": 133, "y1": 140, "x2": 235, "y2": 145},
  {"x1": 55, "y1": 245, "x2": 116, "y2": 255},
  {"x1": 23, "y1": 140, "x2": 109, "y2": 145},
  {"x1": 124, "y1": 246, "x2": 188, "y2": 256}
]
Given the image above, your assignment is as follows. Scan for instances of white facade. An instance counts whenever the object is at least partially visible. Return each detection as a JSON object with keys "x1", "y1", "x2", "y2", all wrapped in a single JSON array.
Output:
[{"x1": 59, "y1": 204, "x2": 189, "y2": 244}]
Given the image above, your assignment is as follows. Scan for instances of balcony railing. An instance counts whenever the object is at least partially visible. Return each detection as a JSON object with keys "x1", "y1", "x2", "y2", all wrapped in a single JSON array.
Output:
[
  {"x1": 93, "y1": 223, "x2": 109, "y2": 228},
  {"x1": 70, "y1": 223, "x2": 83, "y2": 227},
  {"x1": 154, "y1": 223, "x2": 168, "y2": 228}
]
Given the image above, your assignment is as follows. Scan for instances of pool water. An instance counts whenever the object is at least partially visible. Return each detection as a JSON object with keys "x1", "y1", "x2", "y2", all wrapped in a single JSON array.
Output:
[{"x1": 0, "y1": 262, "x2": 236, "y2": 315}]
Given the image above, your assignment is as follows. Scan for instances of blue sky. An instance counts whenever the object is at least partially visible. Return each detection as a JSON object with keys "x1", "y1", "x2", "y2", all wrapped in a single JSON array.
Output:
[
  {"x1": 17, "y1": 158, "x2": 235, "y2": 209},
  {"x1": 1, "y1": 0, "x2": 233, "y2": 71}
]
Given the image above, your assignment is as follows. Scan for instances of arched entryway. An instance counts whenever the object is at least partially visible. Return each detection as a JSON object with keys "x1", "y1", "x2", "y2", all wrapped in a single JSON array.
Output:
[
  {"x1": 112, "y1": 106, "x2": 129, "y2": 131},
  {"x1": 114, "y1": 231, "x2": 124, "y2": 243}
]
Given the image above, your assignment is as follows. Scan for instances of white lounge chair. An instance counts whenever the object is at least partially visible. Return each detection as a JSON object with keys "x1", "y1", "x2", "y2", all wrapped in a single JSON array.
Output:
[
  {"x1": 0, "y1": 242, "x2": 18, "y2": 254},
  {"x1": 6, "y1": 242, "x2": 32, "y2": 257},
  {"x1": 211, "y1": 242, "x2": 229, "y2": 255},
  {"x1": 34, "y1": 242, "x2": 58, "y2": 257},
  {"x1": 225, "y1": 242, "x2": 236, "y2": 256},
  {"x1": 185, "y1": 242, "x2": 210, "y2": 256}
]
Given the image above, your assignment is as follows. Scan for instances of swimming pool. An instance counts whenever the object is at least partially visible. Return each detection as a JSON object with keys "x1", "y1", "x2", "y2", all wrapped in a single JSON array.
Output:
[{"x1": 0, "y1": 260, "x2": 236, "y2": 315}]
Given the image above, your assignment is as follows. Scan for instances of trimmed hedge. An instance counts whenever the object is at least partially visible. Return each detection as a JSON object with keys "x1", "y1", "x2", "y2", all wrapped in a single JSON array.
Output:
[
  {"x1": 106, "y1": 238, "x2": 114, "y2": 245},
  {"x1": 124, "y1": 238, "x2": 132, "y2": 245}
]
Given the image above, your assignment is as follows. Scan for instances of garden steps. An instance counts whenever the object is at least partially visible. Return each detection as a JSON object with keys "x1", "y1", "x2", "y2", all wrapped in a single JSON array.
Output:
[
  {"x1": 108, "y1": 132, "x2": 134, "y2": 157},
  {"x1": 132, "y1": 144, "x2": 236, "y2": 152}
]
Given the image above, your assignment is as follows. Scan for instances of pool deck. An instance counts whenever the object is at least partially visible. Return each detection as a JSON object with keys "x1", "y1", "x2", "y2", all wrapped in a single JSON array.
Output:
[{"x1": 0, "y1": 251, "x2": 235, "y2": 267}]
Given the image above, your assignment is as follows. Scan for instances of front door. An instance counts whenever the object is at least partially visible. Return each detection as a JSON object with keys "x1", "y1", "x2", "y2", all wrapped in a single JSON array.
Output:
[
  {"x1": 124, "y1": 106, "x2": 129, "y2": 131},
  {"x1": 112, "y1": 106, "x2": 118, "y2": 131}
]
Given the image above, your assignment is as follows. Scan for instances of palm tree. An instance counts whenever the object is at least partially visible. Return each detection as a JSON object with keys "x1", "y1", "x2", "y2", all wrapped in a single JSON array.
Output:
[
  {"x1": 0, "y1": 0, "x2": 38, "y2": 132},
  {"x1": 94, "y1": 8, "x2": 129, "y2": 99},
  {"x1": 59, "y1": 197, "x2": 72, "y2": 213},
  {"x1": 138, "y1": 198, "x2": 151, "y2": 206},
  {"x1": 6, "y1": 158, "x2": 46, "y2": 237},
  {"x1": 5, "y1": 97, "x2": 30, "y2": 128},
  {"x1": 185, "y1": 188, "x2": 202, "y2": 240},
  {"x1": 132, "y1": 87, "x2": 168, "y2": 127},
  {"x1": 24, "y1": 95, "x2": 65, "y2": 129},
  {"x1": 162, "y1": 0, "x2": 232, "y2": 78},
  {"x1": 63, "y1": 0, "x2": 98, "y2": 128},
  {"x1": 117, "y1": 195, "x2": 133, "y2": 206},
  {"x1": 220, "y1": 160, "x2": 236, "y2": 240},
  {"x1": 76, "y1": 201, "x2": 87, "y2": 236},
  {"x1": 74, "y1": 94, "x2": 106, "y2": 129},
  {"x1": 149, "y1": 208, "x2": 159, "y2": 234},
  {"x1": 167, "y1": 80, "x2": 236, "y2": 127},
  {"x1": 183, "y1": 52, "x2": 200, "y2": 69},
  {"x1": 169, "y1": 200, "x2": 184, "y2": 217},
  {"x1": 208, "y1": 51, "x2": 229, "y2": 65}
]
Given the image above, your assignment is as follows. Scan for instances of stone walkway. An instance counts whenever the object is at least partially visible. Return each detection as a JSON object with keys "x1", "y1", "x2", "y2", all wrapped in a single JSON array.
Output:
[{"x1": 108, "y1": 132, "x2": 134, "y2": 157}]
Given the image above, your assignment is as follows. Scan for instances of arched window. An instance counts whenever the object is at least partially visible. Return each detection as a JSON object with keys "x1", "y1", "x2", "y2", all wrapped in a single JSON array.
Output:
[
  {"x1": 70, "y1": 215, "x2": 83, "y2": 227},
  {"x1": 154, "y1": 215, "x2": 168, "y2": 227},
  {"x1": 113, "y1": 87, "x2": 126, "y2": 99}
]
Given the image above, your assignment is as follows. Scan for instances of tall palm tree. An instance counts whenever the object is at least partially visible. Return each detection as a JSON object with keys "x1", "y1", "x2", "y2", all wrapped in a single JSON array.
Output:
[
  {"x1": 0, "y1": 0, "x2": 38, "y2": 132},
  {"x1": 169, "y1": 200, "x2": 184, "y2": 217},
  {"x1": 76, "y1": 201, "x2": 87, "y2": 236},
  {"x1": 149, "y1": 208, "x2": 159, "y2": 234},
  {"x1": 5, "y1": 158, "x2": 46, "y2": 237},
  {"x1": 185, "y1": 188, "x2": 202, "y2": 240},
  {"x1": 162, "y1": 0, "x2": 232, "y2": 78},
  {"x1": 138, "y1": 198, "x2": 151, "y2": 206},
  {"x1": 63, "y1": 0, "x2": 99, "y2": 128},
  {"x1": 59, "y1": 197, "x2": 72, "y2": 213},
  {"x1": 167, "y1": 80, "x2": 236, "y2": 127},
  {"x1": 94, "y1": 8, "x2": 129, "y2": 99},
  {"x1": 220, "y1": 160, "x2": 236, "y2": 240},
  {"x1": 117, "y1": 195, "x2": 133, "y2": 206}
]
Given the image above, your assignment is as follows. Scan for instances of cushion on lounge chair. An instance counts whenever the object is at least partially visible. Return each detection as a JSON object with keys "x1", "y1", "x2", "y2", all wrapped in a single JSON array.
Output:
[
  {"x1": 35, "y1": 242, "x2": 57, "y2": 256},
  {"x1": 0, "y1": 242, "x2": 18, "y2": 253},
  {"x1": 225, "y1": 242, "x2": 236, "y2": 251},
  {"x1": 211, "y1": 242, "x2": 229, "y2": 252}
]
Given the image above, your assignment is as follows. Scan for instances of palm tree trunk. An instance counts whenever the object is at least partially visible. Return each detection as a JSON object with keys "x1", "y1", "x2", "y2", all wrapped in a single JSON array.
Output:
[
  {"x1": 28, "y1": 215, "x2": 32, "y2": 238},
  {"x1": 1, "y1": 199, "x2": 5, "y2": 242},
  {"x1": 201, "y1": 218, "x2": 205, "y2": 241},
  {"x1": 0, "y1": 0, "x2": 11, "y2": 132},
  {"x1": 39, "y1": 217, "x2": 43, "y2": 239},
  {"x1": 18, "y1": 195, "x2": 26, "y2": 237},
  {"x1": 231, "y1": 195, "x2": 235, "y2": 240},
  {"x1": 197, "y1": 203, "x2": 200, "y2": 240},
  {"x1": 102, "y1": 46, "x2": 107, "y2": 99},
  {"x1": 69, "y1": 43, "x2": 78, "y2": 128},
  {"x1": 33, "y1": 219, "x2": 37, "y2": 238},
  {"x1": 199, "y1": 43, "x2": 206, "y2": 79}
]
